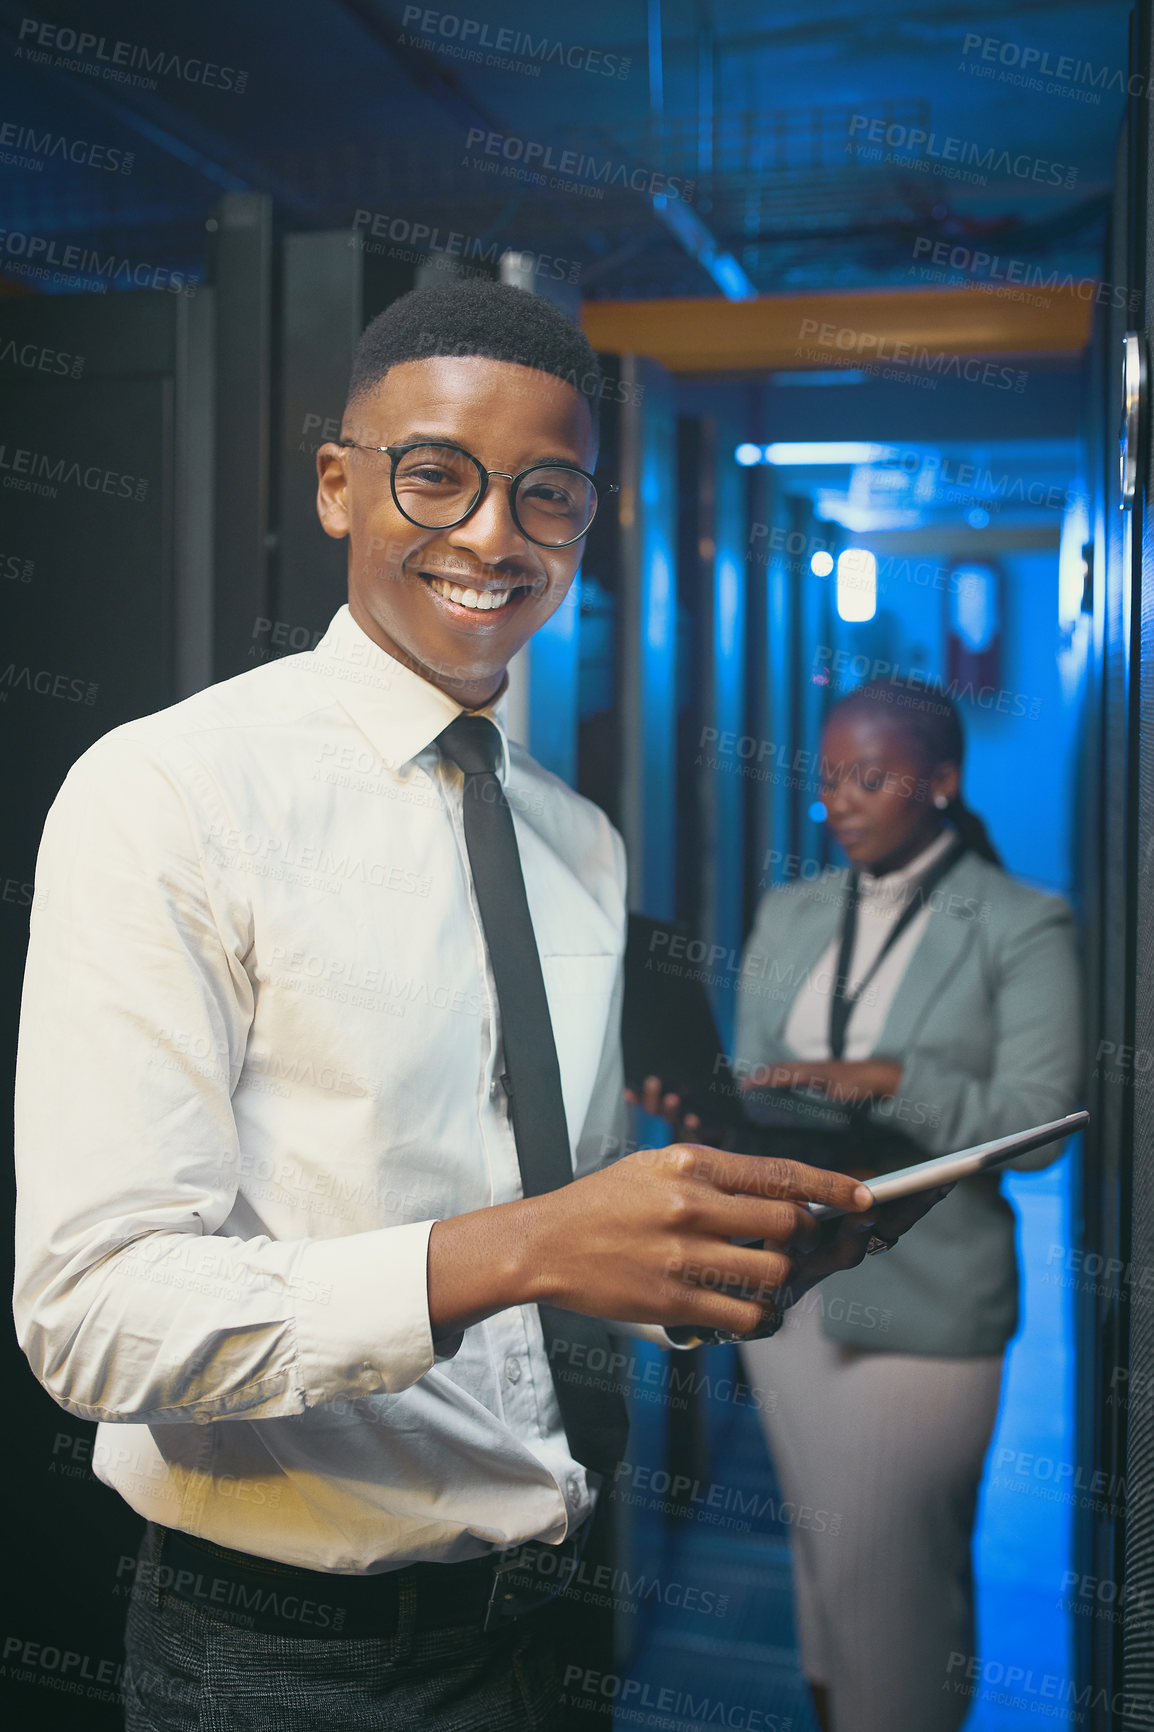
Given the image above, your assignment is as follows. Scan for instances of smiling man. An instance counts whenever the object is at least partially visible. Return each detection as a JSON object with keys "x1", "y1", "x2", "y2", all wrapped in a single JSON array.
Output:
[
  {"x1": 326, "y1": 295, "x2": 598, "y2": 710},
  {"x1": 14, "y1": 282, "x2": 930, "y2": 1732}
]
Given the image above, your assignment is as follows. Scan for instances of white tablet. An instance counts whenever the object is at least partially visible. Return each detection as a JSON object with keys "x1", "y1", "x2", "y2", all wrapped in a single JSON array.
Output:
[{"x1": 807, "y1": 1110, "x2": 1089, "y2": 1220}]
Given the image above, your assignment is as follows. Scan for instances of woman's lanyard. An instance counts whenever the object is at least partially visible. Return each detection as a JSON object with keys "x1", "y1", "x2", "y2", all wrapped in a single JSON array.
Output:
[{"x1": 828, "y1": 835, "x2": 968, "y2": 1060}]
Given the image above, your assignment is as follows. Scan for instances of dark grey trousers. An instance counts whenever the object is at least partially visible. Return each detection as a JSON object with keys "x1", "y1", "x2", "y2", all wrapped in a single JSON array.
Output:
[{"x1": 122, "y1": 1524, "x2": 569, "y2": 1732}]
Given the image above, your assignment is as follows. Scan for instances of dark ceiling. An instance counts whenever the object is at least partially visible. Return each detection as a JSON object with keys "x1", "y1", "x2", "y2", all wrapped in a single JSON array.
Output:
[{"x1": 0, "y1": 0, "x2": 1135, "y2": 301}]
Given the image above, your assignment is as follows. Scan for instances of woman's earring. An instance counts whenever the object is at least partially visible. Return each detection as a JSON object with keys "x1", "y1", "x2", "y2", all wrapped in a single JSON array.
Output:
[{"x1": 933, "y1": 794, "x2": 950, "y2": 810}]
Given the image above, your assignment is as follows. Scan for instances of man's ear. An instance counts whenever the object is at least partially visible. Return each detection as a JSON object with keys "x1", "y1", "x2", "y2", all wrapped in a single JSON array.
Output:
[{"x1": 316, "y1": 444, "x2": 351, "y2": 540}]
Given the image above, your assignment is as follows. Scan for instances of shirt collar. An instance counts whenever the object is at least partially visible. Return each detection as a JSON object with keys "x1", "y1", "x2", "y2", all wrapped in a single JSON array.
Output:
[
  {"x1": 857, "y1": 826, "x2": 956, "y2": 903},
  {"x1": 310, "y1": 603, "x2": 511, "y2": 780}
]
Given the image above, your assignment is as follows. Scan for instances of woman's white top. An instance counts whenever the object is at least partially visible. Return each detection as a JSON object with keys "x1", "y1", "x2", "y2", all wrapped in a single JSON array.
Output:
[{"x1": 782, "y1": 828, "x2": 959, "y2": 1062}]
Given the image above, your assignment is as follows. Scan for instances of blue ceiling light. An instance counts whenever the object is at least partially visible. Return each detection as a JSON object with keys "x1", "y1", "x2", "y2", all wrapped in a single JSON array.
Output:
[
  {"x1": 735, "y1": 442, "x2": 764, "y2": 466},
  {"x1": 711, "y1": 253, "x2": 759, "y2": 300},
  {"x1": 652, "y1": 194, "x2": 757, "y2": 303},
  {"x1": 810, "y1": 550, "x2": 835, "y2": 576}
]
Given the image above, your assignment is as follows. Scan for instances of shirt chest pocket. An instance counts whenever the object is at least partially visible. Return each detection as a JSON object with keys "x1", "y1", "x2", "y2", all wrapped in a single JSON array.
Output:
[{"x1": 538, "y1": 952, "x2": 619, "y2": 1151}]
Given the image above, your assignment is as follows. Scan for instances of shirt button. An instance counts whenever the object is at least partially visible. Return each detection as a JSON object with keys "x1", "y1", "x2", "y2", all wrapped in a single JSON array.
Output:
[
  {"x1": 504, "y1": 1356, "x2": 522, "y2": 1384},
  {"x1": 359, "y1": 1366, "x2": 381, "y2": 1392}
]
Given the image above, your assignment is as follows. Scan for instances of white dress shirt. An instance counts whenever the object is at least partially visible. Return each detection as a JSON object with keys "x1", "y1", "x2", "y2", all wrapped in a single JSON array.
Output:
[
  {"x1": 14, "y1": 604, "x2": 637, "y2": 1573},
  {"x1": 782, "y1": 829, "x2": 958, "y2": 1061}
]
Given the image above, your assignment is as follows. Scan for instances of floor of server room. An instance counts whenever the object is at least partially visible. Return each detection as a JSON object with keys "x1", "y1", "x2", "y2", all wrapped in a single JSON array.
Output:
[{"x1": 616, "y1": 1158, "x2": 1076, "y2": 1732}]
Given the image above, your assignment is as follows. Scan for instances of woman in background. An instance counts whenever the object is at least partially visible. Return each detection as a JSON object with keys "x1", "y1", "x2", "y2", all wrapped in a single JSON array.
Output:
[{"x1": 736, "y1": 674, "x2": 1082, "y2": 1732}]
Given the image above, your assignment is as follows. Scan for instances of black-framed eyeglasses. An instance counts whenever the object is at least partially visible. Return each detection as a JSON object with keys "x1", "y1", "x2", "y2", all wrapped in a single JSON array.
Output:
[{"x1": 337, "y1": 439, "x2": 616, "y2": 548}]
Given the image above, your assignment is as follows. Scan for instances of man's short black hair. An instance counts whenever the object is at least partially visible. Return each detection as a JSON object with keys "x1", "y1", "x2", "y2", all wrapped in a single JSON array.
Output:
[{"x1": 345, "y1": 280, "x2": 602, "y2": 438}]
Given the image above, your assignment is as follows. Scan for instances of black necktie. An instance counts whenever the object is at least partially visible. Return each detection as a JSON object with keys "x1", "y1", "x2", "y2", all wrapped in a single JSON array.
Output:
[{"x1": 438, "y1": 713, "x2": 629, "y2": 1477}]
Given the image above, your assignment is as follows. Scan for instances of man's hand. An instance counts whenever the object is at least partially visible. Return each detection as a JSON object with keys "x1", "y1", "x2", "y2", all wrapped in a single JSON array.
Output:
[
  {"x1": 427, "y1": 1146, "x2": 874, "y2": 1341},
  {"x1": 775, "y1": 1182, "x2": 953, "y2": 1310},
  {"x1": 703, "y1": 1180, "x2": 953, "y2": 1341},
  {"x1": 725, "y1": 1181, "x2": 954, "y2": 1341}
]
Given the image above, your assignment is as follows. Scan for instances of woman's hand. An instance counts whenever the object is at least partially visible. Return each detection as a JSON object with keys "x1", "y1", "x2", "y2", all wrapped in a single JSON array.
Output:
[
  {"x1": 741, "y1": 1058, "x2": 903, "y2": 1105},
  {"x1": 624, "y1": 1074, "x2": 733, "y2": 1148},
  {"x1": 738, "y1": 1059, "x2": 905, "y2": 1178}
]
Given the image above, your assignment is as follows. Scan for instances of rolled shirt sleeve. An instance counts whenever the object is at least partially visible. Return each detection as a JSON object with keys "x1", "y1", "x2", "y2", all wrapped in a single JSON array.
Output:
[{"x1": 14, "y1": 730, "x2": 439, "y2": 1424}]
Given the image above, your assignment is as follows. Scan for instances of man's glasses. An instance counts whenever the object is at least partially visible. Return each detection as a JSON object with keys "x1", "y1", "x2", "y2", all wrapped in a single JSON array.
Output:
[{"x1": 337, "y1": 439, "x2": 615, "y2": 548}]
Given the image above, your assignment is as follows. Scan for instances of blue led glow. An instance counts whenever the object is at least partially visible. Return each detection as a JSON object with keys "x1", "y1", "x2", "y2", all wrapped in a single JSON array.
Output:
[
  {"x1": 711, "y1": 254, "x2": 759, "y2": 301},
  {"x1": 652, "y1": 195, "x2": 757, "y2": 302},
  {"x1": 950, "y1": 565, "x2": 999, "y2": 652},
  {"x1": 716, "y1": 556, "x2": 740, "y2": 659}
]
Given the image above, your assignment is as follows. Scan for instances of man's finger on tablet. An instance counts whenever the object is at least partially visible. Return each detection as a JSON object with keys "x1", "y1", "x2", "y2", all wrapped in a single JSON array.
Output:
[
  {"x1": 702, "y1": 1196, "x2": 816, "y2": 1249},
  {"x1": 677, "y1": 1146, "x2": 873, "y2": 1213}
]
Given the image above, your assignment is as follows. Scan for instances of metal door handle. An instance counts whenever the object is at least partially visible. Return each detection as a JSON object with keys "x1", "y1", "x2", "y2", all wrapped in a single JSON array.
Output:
[{"x1": 1121, "y1": 331, "x2": 1146, "y2": 509}]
